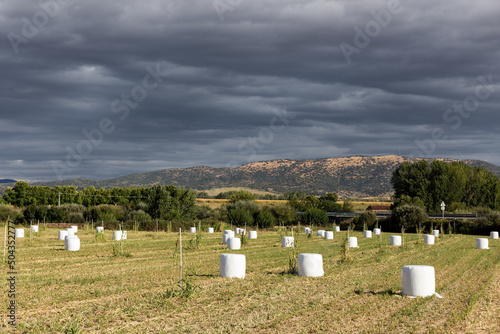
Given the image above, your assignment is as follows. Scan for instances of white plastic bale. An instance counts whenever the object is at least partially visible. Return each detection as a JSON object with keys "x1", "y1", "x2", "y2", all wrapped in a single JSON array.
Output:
[
  {"x1": 324, "y1": 231, "x2": 334, "y2": 240},
  {"x1": 207, "y1": 227, "x2": 214, "y2": 233},
  {"x1": 490, "y1": 231, "x2": 499, "y2": 239},
  {"x1": 364, "y1": 230, "x2": 372, "y2": 238},
  {"x1": 113, "y1": 231, "x2": 122, "y2": 241},
  {"x1": 220, "y1": 254, "x2": 246, "y2": 279},
  {"x1": 190, "y1": 227, "x2": 196, "y2": 234},
  {"x1": 373, "y1": 228, "x2": 381, "y2": 235},
  {"x1": 401, "y1": 265, "x2": 436, "y2": 297},
  {"x1": 235, "y1": 228, "x2": 241, "y2": 235},
  {"x1": 424, "y1": 235, "x2": 435, "y2": 245},
  {"x1": 224, "y1": 230, "x2": 235, "y2": 238},
  {"x1": 14, "y1": 229, "x2": 24, "y2": 238},
  {"x1": 122, "y1": 231, "x2": 127, "y2": 240},
  {"x1": 432, "y1": 230, "x2": 440, "y2": 238},
  {"x1": 70, "y1": 226, "x2": 78, "y2": 233},
  {"x1": 282, "y1": 236, "x2": 294, "y2": 248},
  {"x1": 222, "y1": 234, "x2": 231, "y2": 245},
  {"x1": 390, "y1": 235, "x2": 402, "y2": 246},
  {"x1": 298, "y1": 253, "x2": 324, "y2": 277},
  {"x1": 30, "y1": 225, "x2": 39, "y2": 233},
  {"x1": 476, "y1": 238, "x2": 489, "y2": 249},
  {"x1": 317, "y1": 230, "x2": 325, "y2": 237},
  {"x1": 65, "y1": 235, "x2": 80, "y2": 251},
  {"x1": 348, "y1": 237, "x2": 358, "y2": 248},
  {"x1": 248, "y1": 231, "x2": 257, "y2": 239},
  {"x1": 240, "y1": 229, "x2": 245, "y2": 235},
  {"x1": 66, "y1": 228, "x2": 75, "y2": 236},
  {"x1": 335, "y1": 226, "x2": 340, "y2": 232},
  {"x1": 58, "y1": 230, "x2": 68, "y2": 240},
  {"x1": 227, "y1": 237, "x2": 241, "y2": 250},
  {"x1": 304, "y1": 227, "x2": 311, "y2": 235},
  {"x1": 96, "y1": 226, "x2": 104, "y2": 233}
]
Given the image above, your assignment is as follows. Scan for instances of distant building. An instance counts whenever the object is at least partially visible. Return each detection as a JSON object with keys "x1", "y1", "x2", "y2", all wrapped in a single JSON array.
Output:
[{"x1": 366, "y1": 205, "x2": 391, "y2": 212}]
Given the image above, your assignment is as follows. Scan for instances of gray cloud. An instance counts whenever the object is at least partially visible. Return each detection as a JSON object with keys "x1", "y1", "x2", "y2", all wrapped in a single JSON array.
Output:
[{"x1": 1, "y1": 0, "x2": 499, "y2": 181}]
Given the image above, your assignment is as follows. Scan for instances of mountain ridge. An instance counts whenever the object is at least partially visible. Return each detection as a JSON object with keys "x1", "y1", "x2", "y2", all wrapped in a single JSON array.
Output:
[{"x1": 27, "y1": 155, "x2": 500, "y2": 198}]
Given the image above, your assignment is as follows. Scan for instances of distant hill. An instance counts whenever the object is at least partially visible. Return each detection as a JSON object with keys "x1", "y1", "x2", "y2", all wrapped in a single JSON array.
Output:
[
  {"x1": 0, "y1": 179, "x2": 16, "y2": 184},
  {"x1": 31, "y1": 155, "x2": 500, "y2": 198}
]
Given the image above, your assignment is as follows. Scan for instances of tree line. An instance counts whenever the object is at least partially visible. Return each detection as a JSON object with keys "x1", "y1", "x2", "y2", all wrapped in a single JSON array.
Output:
[{"x1": 391, "y1": 160, "x2": 500, "y2": 212}]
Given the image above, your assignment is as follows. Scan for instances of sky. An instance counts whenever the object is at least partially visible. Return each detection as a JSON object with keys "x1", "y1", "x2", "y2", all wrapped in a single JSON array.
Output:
[{"x1": 1, "y1": 0, "x2": 499, "y2": 182}]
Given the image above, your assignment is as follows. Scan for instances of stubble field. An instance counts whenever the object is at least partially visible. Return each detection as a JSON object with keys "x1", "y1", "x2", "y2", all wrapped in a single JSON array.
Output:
[{"x1": 1, "y1": 226, "x2": 499, "y2": 333}]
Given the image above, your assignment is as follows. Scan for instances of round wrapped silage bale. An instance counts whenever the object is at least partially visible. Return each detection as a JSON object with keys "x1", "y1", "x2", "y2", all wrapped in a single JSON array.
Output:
[
  {"x1": 390, "y1": 235, "x2": 402, "y2": 246},
  {"x1": 65, "y1": 235, "x2": 80, "y2": 251},
  {"x1": 282, "y1": 236, "x2": 294, "y2": 248},
  {"x1": 58, "y1": 230, "x2": 68, "y2": 240},
  {"x1": 298, "y1": 253, "x2": 324, "y2": 277},
  {"x1": 476, "y1": 238, "x2": 489, "y2": 249},
  {"x1": 424, "y1": 235, "x2": 434, "y2": 245},
  {"x1": 401, "y1": 265, "x2": 436, "y2": 297},
  {"x1": 15, "y1": 229, "x2": 24, "y2": 238},
  {"x1": 227, "y1": 237, "x2": 241, "y2": 250},
  {"x1": 348, "y1": 237, "x2": 358, "y2": 248},
  {"x1": 113, "y1": 231, "x2": 122, "y2": 241},
  {"x1": 220, "y1": 254, "x2": 245, "y2": 279}
]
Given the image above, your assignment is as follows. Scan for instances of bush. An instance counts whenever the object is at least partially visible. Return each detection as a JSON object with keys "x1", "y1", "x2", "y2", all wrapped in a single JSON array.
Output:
[
  {"x1": 357, "y1": 211, "x2": 376, "y2": 230},
  {"x1": 60, "y1": 203, "x2": 86, "y2": 214},
  {"x1": 255, "y1": 210, "x2": 276, "y2": 229},
  {"x1": 301, "y1": 208, "x2": 328, "y2": 226},
  {"x1": 46, "y1": 207, "x2": 69, "y2": 224},
  {"x1": 0, "y1": 204, "x2": 21, "y2": 221},
  {"x1": 68, "y1": 212, "x2": 85, "y2": 224},
  {"x1": 227, "y1": 208, "x2": 254, "y2": 227},
  {"x1": 392, "y1": 205, "x2": 428, "y2": 231}
]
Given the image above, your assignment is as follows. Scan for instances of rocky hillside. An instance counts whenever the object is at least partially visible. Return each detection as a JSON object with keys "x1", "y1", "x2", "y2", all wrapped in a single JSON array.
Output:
[{"x1": 29, "y1": 155, "x2": 500, "y2": 198}]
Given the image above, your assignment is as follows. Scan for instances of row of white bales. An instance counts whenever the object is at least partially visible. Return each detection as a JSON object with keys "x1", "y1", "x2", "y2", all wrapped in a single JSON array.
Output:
[{"x1": 12, "y1": 225, "x2": 498, "y2": 298}]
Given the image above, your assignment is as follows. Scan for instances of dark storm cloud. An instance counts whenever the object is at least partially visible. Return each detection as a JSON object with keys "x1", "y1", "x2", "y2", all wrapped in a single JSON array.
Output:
[{"x1": 1, "y1": 0, "x2": 499, "y2": 181}]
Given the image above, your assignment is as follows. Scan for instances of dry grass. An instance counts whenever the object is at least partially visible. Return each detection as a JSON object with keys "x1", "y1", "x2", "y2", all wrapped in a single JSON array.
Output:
[{"x1": 1, "y1": 226, "x2": 498, "y2": 333}]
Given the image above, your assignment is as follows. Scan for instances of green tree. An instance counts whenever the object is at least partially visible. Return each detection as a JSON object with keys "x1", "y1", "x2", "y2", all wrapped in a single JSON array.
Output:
[
  {"x1": 229, "y1": 190, "x2": 255, "y2": 203},
  {"x1": 301, "y1": 208, "x2": 329, "y2": 226},
  {"x1": 228, "y1": 208, "x2": 254, "y2": 226},
  {"x1": 358, "y1": 211, "x2": 376, "y2": 229},
  {"x1": 255, "y1": 210, "x2": 277, "y2": 228},
  {"x1": 391, "y1": 205, "x2": 428, "y2": 230}
]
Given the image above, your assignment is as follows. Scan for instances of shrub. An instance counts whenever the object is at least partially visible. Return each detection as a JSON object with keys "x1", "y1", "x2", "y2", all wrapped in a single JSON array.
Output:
[
  {"x1": 357, "y1": 211, "x2": 376, "y2": 230},
  {"x1": 68, "y1": 212, "x2": 85, "y2": 224},
  {"x1": 0, "y1": 204, "x2": 21, "y2": 221},
  {"x1": 301, "y1": 208, "x2": 328, "y2": 226},
  {"x1": 255, "y1": 210, "x2": 276, "y2": 229},
  {"x1": 227, "y1": 208, "x2": 254, "y2": 227},
  {"x1": 391, "y1": 205, "x2": 428, "y2": 231}
]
